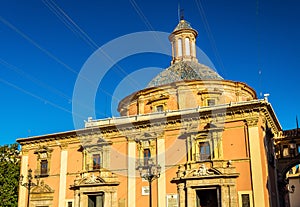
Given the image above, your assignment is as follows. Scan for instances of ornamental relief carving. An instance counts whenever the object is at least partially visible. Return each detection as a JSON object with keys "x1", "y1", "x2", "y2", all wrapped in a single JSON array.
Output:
[
  {"x1": 178, "y1": 164, "x2": 220, "y2": 178},
  {"x1": 31, "y1": 180, "x2": 54, "y2": 194},
  {"x1": 73, "y1": 170, "x2": 118, "y2": 186},
  {"x1": 245, "y1": 118, "x2": 259, "y2": 127}
]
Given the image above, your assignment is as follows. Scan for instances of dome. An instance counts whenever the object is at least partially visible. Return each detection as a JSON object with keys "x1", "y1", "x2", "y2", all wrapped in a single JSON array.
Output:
[
  {"x1": 147, "y1": 60, "x2": 223, "y2": 88},
  {"x1": 173, "y1": 19, "x2": 197, "y2": 34}
]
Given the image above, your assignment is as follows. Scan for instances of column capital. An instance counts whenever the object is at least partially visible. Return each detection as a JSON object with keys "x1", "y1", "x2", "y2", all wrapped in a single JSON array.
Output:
[
  {"x1": 60, "y1": 142, "x2": 69, "y2": 150},
  {"x1": 245, "y1": 118, "x2": 259, "y2": 127},
  {"x1": 177, "y1": 183, "x2": 185, "y2": 190},
  {"x1": 21, "y1": 148, "x2": 29, "y2": 155}
]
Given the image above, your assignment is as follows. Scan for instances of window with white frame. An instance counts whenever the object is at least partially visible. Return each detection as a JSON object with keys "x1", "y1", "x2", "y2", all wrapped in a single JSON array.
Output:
[
  {"x1": 34, "y1": 146, "x2": 52, "y2": 178},
  {"x1": 199, "y1": 141, "x2": 211, "y2": 160},
  {"x1": 238, "y1": 191, "x2": 253, "y2": 207}
]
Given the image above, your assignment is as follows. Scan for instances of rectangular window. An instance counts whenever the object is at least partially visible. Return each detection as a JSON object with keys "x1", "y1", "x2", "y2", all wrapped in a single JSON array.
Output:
[
  {"x1": 143, "y1": 149, "x2": 151, "y2": 166},
  {"x1": 40, "y1": 160, "x2": 48, "y2": 175},
  {"x1": 238, "y1": 191, "x2": 253, "y2": 207},
  {"x1": 156, "y1": 105, "x2": 164, "y2": 112},
  {"x1": 67, "y1": 202, "x2": 72, "y2": 207},
  {"x1": 93, "y1": 154, "x2": 101, "y2": 170},
  {"x1": 241, "y1": 194, "x2": 250, "y2": 207},
  {"x1": 283, "y1": 145, "x2": 289, "y2": 157},
  {"x1": 207, "y1": 99, "x2": 216, "y2": 106},
  {"x1": 199, "y1": 142, "x2": 211, "y2": 160}
]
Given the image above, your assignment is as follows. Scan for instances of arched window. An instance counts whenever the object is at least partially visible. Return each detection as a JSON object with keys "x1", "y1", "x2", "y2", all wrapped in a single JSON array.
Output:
[
  {"x1": 185, "y1": 37, "x2": 190, "y2": 56},
  {"x1": 177, "y1": 38, "x2": 182, "y2": 57}
]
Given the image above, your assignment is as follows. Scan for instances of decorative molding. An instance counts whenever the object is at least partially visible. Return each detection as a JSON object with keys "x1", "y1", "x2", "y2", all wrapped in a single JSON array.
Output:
[
  {"x1": 245, "y1": 118, "x2": 259, "y2": 127},
  {"x1": 31, "y1": 180, "x2": 54, "y2": 194},
  {"x1": 147, "y1": 93, "x2": 170, "y2": 105},
  {"x1": 186, "y1": 164, "x2": 216, "y2": 177},
  {"x1": 73, "y1": 169, "x2": 119, "y2": 187},
  {"x1": 59, "y1": 142, "x2": 69, "y2": 150}
]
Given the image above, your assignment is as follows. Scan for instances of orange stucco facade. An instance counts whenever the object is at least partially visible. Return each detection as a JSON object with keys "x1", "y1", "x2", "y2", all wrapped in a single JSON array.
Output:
[{"x1": 17, "y1": 18, "x2": 282, "y2": 207}]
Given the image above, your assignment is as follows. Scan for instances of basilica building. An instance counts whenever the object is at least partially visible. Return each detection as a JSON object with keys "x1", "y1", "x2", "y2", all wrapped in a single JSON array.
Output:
[{"x1": 17, "y1": 18, "x2": 282, "y2": 207}]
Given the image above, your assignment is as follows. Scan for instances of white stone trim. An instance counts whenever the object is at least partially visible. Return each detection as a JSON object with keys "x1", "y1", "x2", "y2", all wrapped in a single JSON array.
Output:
[
  {"x1": 238, "y1": 191, "x2": 253, "y2": 207},
  {"x1": 157, "y1": 138, "x2": 166, "y2": 207},
  {"x1": 248, "y1": 126, "x2": 266, "y2": 206},
  {"x1": 18, "y1": 155, "x2": 28, "y2": 207},
  {"x1": 59, "y1": 150, "x2": 68, "y2": 207},
  {"x1": 127, "y1": 141, "x2": 136, "y2": 207}
]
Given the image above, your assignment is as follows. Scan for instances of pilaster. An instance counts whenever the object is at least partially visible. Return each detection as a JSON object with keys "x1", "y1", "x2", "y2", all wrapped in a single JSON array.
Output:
[
  {"x1": 74, "y1": 189, "x2": 80, "y2": 207},
  {"x1": 18, "y1": 150, "x2": 29, "y2": 207},
  {"x1": 246, "y1": 118, "x2": 267, "y2": 207},
  {"x1": 157, "y1": 136, "x2": 166, "y2": 207},
  {"x1": 127, "y1": 139, "x2": 136, "y2": 207},
  {"x1": 186, "y1": 187, "x2": 195, "y2": 207},
  {"x1": 59, "y1": 144, "x2": 68, "y2": 207},
  {"x1": 178, "y1": 183, "x2": 185, "y2": 207}
]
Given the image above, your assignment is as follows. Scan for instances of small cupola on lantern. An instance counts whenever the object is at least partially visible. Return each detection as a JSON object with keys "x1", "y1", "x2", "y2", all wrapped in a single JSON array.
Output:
[{"x1": 169, "y1": 16, "x2": 198, "y2": 64}]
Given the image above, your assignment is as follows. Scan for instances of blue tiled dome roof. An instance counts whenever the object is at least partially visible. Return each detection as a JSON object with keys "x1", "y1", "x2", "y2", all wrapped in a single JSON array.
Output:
[{"x1": 147, "y1": 61, "x2": 223, "y2": 88}]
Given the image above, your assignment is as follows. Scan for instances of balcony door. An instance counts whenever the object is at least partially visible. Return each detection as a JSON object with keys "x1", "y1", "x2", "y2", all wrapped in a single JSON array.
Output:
[
  {"x1": 196, "y1": 187, "x2": 220, "y2": 207},
  {"x1": 88, "y1": 194, "x2": 104, "y2": 207}
]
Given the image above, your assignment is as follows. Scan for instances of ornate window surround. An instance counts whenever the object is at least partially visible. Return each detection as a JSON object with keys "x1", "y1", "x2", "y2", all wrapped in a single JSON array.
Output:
[
  {"x1": 136, "y1": 133, "x2": 157, "y2": 166},
  {"x1": 146, "y1": 93, "x2": 169, "y2": 112},
  {"x1": 193, "y1": 134, "x2": 213, "y2": 161},
  {"x1": 198, "y1": 88, "x2": 223, "y2": 107},
  {"x1": 189, "y1": 123, "x2": 224, "y2": 162},
  {"x1": 34, "y1": 146, "x2": 53, "y2": 178},
  {"x1": 83, "y1": 140, "x2": 112, "y2": 172}
]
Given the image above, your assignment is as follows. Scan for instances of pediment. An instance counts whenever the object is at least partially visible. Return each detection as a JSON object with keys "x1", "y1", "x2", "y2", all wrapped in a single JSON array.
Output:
[
  {"x1": 31, "y1": 180, "x2": 54, "y2": 194},
  {"x1": 75, "y1": 173, "x2": 106, "y2": 186},
  {"x1": 186, "y1": 164, "x2": 221, "y2": 177}
]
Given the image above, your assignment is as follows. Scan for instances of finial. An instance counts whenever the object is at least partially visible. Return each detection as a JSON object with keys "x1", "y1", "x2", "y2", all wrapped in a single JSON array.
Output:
[
  {"x1": 180, "y1": 8, "x2": 184, "y2": 20},
  {"x1": 296, "y1": 116, "x2": 299, "y2": 136},
  {"x1": 177, "y1": 3, "x2": 184, "y2": 21}
]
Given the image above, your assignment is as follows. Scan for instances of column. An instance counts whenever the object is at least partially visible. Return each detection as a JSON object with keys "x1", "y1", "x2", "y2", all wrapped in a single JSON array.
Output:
[
  {"x1": 103, "y1": 145, "x2": 110, "y2": 168},
  {"x1": 229, "y1": 185, "x2": 238, "y2": 207},
  {"x1": 104, "y1": 191, "x2": 111, "y2": 207},
  {"x1": 80, "y1": 192, "x2": 86, "y2": 207},
  {"x1": 18, "y1": 150, "x2": 29, "y2": 207},
  {"x1": 111, "y1": 189, "x2": 118, "y2": 207},
  {"x1": 157, "y1": 137, "x2": 166, "y2": 207},
  {"x1": 186, "y1": 187, "x2": 195, "y2": 207},
  {"x1": 73, "y1": 189, "x2": 80, "y2": 207},
  {"x1": 127, "y1": 140, "x2": 136, "y2": 207},
  {"x1": 177, "y1": 183, "x2": 185, "y2": 207},
  {"x1": 218, "y1": 131, "x2": 224, "y2": 159},
  {"x1": 186, "y1": 136, "x2": 191, "y2": 162},
  {"x1": 59, "y1": 144, "x2": 68, "y2": 207},
  {"x1": 138, "y1": 95, "x2": 144, "y2": 115},
  {"x1": 247, "y1": 118, "x2": 266, "y2": 207}
]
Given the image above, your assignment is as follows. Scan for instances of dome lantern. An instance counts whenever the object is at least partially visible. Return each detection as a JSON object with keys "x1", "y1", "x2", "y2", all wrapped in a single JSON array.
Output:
[{"x1": 169, "y1": 19, "x2": 198, "y2": 64}]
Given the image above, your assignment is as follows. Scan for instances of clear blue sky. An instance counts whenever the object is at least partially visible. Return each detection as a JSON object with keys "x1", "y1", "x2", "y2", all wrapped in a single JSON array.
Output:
[{"x1": 0, "y1": 0, "x2": 299, "y2": 145}]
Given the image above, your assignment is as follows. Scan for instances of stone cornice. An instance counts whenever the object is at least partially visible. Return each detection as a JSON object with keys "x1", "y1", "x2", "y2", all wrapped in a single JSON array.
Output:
[{"x1": 17, "y1": 100, "x2": 281, "y2": 145}]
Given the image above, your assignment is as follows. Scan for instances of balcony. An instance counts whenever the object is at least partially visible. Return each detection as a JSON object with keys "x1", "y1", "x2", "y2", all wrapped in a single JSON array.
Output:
[
  {"x1": 34, "y1": 168, "x2": 49, "y2": 178},
  {"x1": 194, "y1": 153, "x2": 211, "y2": 161},
  {"x1": 136, "y1": 158, "x2": 155, "y2": 169}
]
